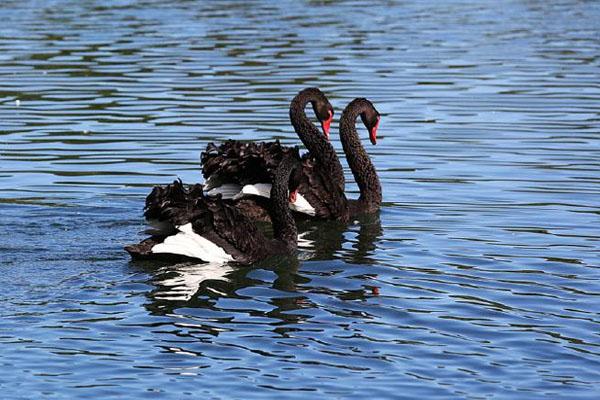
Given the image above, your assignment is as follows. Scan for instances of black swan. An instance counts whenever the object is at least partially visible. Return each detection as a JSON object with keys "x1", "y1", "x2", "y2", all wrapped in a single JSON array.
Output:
[
  {"x1": 339, "y1": 98, "x2": 382, "y2": 216},
  {"x1": 125, "y1": 152, "x2": 302, "y2": 264},
  {"x1": 202, "y1": 94, "x2": 382, "y2": 221},
  {"x1": 201, "y1": 87, "x2": 348, "y2": 220}
]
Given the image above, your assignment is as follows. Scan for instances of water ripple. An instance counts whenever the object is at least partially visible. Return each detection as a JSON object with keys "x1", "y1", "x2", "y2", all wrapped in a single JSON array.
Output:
[{"x1": 1, "y1": 0, "x2": 600, "y2": 399}]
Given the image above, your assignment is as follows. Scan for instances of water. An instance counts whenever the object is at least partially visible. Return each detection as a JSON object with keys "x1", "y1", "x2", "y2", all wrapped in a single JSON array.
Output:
[{"x1": 1, "y1": 0, "x2": 599, "y2": 398}]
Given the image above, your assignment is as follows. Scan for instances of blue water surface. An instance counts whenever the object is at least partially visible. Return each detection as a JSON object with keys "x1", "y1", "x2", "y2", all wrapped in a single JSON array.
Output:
[{"x1": 1, "y1": 1, "x2": 599, "y2": 399}]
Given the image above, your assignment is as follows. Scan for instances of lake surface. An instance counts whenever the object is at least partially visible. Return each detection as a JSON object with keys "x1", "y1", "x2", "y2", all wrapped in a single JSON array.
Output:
[{"x1": 1, "y1": 0, "x2": 599, "y2": 398}]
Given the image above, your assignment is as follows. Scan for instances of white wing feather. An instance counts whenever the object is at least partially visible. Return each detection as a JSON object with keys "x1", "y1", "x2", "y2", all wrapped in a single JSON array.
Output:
[{"x1": 152, "y1": 223, "x2": 233, "y2": 262}]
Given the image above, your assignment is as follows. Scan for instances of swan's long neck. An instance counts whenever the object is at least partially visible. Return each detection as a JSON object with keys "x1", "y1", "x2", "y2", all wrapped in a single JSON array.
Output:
[
  {"x1": 270, "y1": 158, "x2": 298, "y2": 251},
  {"x1": 339, "y1": 100, "x2": 382, "y2": 210},
  {"x1": 289, "y1": 89, "x2": 344, "y2": 184}
]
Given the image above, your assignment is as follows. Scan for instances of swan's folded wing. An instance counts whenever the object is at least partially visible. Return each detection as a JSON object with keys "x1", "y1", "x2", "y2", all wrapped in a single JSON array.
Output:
[
  {"x1": 200, "y1": 140, "x2": 296, "y2": 187},
  {"x1": 151, "y1": 223, "x2": 234, "y2": 262},
  {"x1": 129, "y1": 192, "x2": 269, "y2": 264},
  {"x1": 143, "y1": 180, "x2": 268, "y2": 257},
  {"x1": 201, "y1": 197, "x2": 269, "y2": 261},
  {"x1": 143, "y1": 179, "x2": 207, "y2": 227}
]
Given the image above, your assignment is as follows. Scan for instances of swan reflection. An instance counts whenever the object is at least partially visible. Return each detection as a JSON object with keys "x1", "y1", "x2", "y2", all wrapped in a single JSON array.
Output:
[
  {"x1": 151, "y1": 262, "x2": 234, "y2": 302},
  {"x1": 296, "y1": 212, "x2": 382, "y2": 263},
  {"x1": 141, "y1": 214, "x2": 382, "y2": 312}
]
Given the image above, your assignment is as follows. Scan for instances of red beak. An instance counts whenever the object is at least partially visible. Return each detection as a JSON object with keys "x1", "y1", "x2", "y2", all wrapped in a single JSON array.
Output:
[
  {"x1": 289, "y1": 190, "x2": 297, "y2": 203},
  {"x1": 369, "y1": 117, "x2": 380, "y2": 145},
  {"x1": 321, "y1": 110, "x2": 333, "y2": 140}
]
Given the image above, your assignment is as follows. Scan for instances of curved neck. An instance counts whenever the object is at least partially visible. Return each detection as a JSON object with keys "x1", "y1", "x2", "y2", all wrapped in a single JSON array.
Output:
[
  {"x1": 339, "y1": 100, "x2": 381, "y2": 210},
  {"x1": 289, "y1": 89, "x2": 344, "y2": 183},
  {"x1": 270, "y1": 160, "x2": 298, "y2": 251}
]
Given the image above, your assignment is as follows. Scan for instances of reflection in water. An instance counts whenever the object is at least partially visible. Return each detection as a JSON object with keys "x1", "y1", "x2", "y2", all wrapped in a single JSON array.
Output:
[
  {"x1": 298, "y1": 213, "x2": 383, "y2": 264},
  {"x1": 150, "y1": 262, "x2": 235, "y2": 302},
  {"x1": 143, "y1": 216, "x2": 383, "y2": 311}
]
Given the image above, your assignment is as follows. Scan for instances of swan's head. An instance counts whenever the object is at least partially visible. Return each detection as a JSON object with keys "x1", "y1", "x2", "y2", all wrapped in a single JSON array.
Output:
[
  {"x1": 360, "y1": 103, "x2": 381, "y2": 145},
  {"x1": 310, "y1": 95, "x2": 335, "y2": 140}
]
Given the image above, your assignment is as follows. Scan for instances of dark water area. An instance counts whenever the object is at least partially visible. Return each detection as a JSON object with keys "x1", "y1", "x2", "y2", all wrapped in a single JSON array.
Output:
[{"x1": 1, "y1": 0, "x2": 599, "y2": 398}]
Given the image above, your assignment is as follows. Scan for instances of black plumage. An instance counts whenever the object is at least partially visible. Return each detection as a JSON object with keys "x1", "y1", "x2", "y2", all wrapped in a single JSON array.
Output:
[
  {"x1": 200, "y1": 87, "x2": 348, "y2": 221},
  {"x1": 126, "y1": 153, "x2": 302, "y2": 264},
  {"x1": 339, "y1": 98, "x2": 382, "y2": 215}
]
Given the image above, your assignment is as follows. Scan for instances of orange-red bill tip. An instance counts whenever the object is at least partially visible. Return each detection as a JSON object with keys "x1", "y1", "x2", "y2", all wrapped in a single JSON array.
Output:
[
  {"x1": 370, "y1": 117, "x2": 380, "y2": 145},
  {"x1": 321, "y1": 110, "x2": 333, "y2": 140}
]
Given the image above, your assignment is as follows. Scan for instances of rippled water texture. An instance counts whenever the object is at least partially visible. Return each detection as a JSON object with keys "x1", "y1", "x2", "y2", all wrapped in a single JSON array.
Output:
[{"x1": 1, "y1": 1, "x2": 599, "y2": 399}]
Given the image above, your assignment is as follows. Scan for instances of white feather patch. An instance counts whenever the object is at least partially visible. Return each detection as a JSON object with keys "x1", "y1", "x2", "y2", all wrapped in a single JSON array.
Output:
[
  {"x1": 206, "y1": 183, "x2": 243, "y2": 199},
  {"x1": 232, "y1": 183, "x2": 317, "y2": 216},
  {"x1": 290, "y1": 192, "x2": 316, "y2": 216},
  {"x1": 151, "y1": 223, "x2": 234, "y2": 262},
  {"x1": 234, "y1": 183, "x2": 272, "y2": 200}
]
